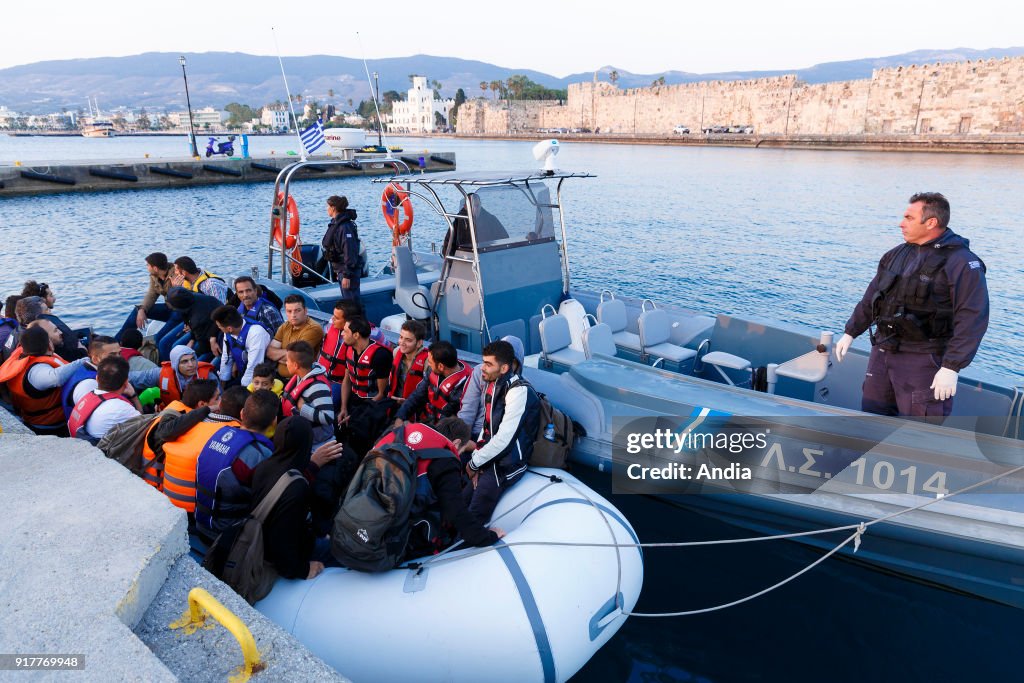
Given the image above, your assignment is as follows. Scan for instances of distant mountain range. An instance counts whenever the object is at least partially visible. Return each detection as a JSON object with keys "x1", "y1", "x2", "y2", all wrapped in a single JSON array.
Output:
[{"x1": 3, "y1": 47, "x2": 1023, "y2": 115}]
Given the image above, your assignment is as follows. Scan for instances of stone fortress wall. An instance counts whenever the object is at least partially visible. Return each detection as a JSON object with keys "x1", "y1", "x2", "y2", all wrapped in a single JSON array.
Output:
[{"x1": 457, "y1": 56, "x2": 1024, "y2": 136}]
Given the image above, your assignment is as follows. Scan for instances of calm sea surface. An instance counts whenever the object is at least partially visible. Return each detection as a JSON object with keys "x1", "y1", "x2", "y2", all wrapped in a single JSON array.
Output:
[{"x1": 2, "y1": 134, "x2": 1023, "y2": 681}]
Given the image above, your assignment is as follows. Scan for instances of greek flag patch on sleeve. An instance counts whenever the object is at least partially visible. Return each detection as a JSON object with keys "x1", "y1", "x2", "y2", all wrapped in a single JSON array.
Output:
[{"x1": 968, "y1": 260, "x2": 981, "y2": 270}]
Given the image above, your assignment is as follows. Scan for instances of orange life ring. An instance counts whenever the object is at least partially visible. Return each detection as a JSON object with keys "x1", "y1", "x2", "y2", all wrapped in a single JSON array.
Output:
[
  {"x1": 272, "y1": 192, "x2": 300, "y2": 249},
  {"x1": 289, "y1": 237, "x2": 303, "y2": 278},
  {"x1": 381, "y1": 183, "x2": 413, "y2": 243}
]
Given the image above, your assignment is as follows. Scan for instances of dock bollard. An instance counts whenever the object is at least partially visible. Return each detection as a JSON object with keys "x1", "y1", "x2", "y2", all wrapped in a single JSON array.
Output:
[{"x1": 169, "y1": 587, "x2": 264, "y2": 682}]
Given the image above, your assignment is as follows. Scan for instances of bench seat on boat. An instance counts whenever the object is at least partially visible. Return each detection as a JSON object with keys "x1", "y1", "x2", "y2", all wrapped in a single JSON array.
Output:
[{"x1": 539, "y1": 313, "x2": 586, "y2": 367}]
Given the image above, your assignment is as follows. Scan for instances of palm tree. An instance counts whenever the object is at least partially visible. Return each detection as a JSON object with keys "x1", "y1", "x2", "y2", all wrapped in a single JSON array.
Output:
[
  {"x1": 651, "y1": 76, "x2": 666, "y2": 87},
  {"x1": 489, "y1": 80, "x2": 504, "y2": 101},
  {"x1": 609, "y1": 70, "x2": 619, "y2": 86},
  {"x1": 480, "y1": 81, "x2": 488, "y2": 98}
]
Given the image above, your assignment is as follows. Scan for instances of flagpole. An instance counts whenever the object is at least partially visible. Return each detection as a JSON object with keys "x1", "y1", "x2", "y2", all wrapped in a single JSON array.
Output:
[
  {"x1": 356, "y1": 32, "x2": 391, "y2": 157},
  {"x1": 272, "y1": 27, "x2": 307, "y2": 160}
]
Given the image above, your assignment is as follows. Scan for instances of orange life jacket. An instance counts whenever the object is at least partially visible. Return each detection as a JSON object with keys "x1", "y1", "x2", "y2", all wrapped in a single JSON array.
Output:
[
  {"x1": 0, "y1": 351, "x2": 68, "y2": 428},
  {"x1": 389, "y1": 347, "x2": 429, "y2": 400},
  {"x1": 162, "y1": 418, "x2": 240, "y2": 511},
  {"x1": 141, "y1": 400, "x2": 190, "y2": 490},
  {"x1": 158, "y1": 361, "x2": 216, "y2": 409}
]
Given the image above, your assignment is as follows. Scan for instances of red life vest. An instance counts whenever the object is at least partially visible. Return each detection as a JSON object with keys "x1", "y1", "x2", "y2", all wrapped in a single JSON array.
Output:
[
  {"x1": 425, "y1": 361, "x2": 473, "y2": 422},
  {"x1": 318, "y1": 325, "x2": 349, "y2": 383},
  {"x1": 281, "y1": 372, "x2": 331, "y2": 417},
  {"x1": 374, "y1": 423, "x2": 460, "y2": 475},
  {"x1": 0, "y1": 351, "x2": 67, "y2": 427},
  {"x1": 68, "y1": 390, "x2": 133, "y2": 438},
  {"x1": 345, "y1": 341, "x2": 387, "y2": 398},
  {"x1": 481, "y1": 379, "x2": 497, "y2": 444},
  {"x1": 389, "y1": 347, "x2": 429, "y2": 400},
  {"x1": 158, "y1": 361, "x2": 215, "y2": 408}
]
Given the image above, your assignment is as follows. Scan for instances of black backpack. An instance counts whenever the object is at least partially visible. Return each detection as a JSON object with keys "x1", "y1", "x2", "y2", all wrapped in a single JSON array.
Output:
[
  {"x1": 529, "y1": 393, "x2": 575, "y2": 469},
  {"x1": 330, "y1": 428, "x2": 418, "y2": 572},
  {"x1": 203, "y1": 470, "x2": 301, "y2": 604}
]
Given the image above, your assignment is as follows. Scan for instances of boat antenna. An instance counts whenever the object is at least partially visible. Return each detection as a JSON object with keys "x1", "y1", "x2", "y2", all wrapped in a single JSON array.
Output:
[
  {"x1": 271, "y1": 27, "x2": 308, "y2": 161},
  {"x1": 356, "y1": 32, "x2": 391, "y2": 157}
]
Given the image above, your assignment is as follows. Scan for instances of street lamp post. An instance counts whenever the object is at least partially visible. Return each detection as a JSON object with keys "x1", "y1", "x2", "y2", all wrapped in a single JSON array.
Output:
[
  {"x1": 373, "y1": 71, "x2": 383, "y2": 147},
  {"x1": 179, "y1": 55, "x2": 198, "y2": 157}
]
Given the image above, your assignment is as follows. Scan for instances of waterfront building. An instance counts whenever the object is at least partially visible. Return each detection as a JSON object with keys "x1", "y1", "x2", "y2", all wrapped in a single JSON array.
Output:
[{"x1": 389, "y1": 76, "x2": 454, "y2": 134}]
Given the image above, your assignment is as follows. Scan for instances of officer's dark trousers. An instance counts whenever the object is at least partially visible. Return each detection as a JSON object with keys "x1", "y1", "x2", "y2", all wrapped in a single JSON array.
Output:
[{"x1": 862, "y1": 346, "x2": 952, "y2": 417}]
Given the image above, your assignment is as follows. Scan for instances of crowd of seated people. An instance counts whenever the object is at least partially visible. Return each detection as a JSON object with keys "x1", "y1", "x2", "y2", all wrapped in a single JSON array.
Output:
[{"x1": 1, "y1": 262, "x2": 542, "y2": 590}]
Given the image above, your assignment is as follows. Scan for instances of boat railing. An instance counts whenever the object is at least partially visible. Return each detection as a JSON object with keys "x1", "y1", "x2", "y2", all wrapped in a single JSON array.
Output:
[{"x1": 267, "y1": 157, "x2": 411, "y2": 284}]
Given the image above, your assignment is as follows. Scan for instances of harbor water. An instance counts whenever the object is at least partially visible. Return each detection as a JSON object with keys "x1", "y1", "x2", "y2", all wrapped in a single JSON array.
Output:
[{"x1": 2, "y1": 134, "x2": 1023, "y2": 681}]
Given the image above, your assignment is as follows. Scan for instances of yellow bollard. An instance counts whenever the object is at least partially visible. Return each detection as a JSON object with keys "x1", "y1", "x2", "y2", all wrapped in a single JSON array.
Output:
[
  {"x1": 170, "y1": 588, "x2": 263, "y2": 682},
  {"x1": 14, "y1": 161, "x2": 22, "y2": 167}
]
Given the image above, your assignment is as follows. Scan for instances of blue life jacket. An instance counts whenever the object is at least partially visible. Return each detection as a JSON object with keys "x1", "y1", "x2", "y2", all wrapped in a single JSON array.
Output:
[
  {"x1": 237, "y1": 297, "x2": 277, "y2": 335},
  {"x1": 224, "y1": 322, "x2": 254, "y2": 376},
  {"x1": 195, "y1": 426, "x2": 274, "y2": 533},
  {"x1": 60, "y1": 362, "x2": 98, "y2": 420}
]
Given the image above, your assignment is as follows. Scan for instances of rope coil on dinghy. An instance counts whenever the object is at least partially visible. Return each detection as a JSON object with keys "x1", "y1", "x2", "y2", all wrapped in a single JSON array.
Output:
[{"x1": 404, "y1": 464, "x2": 1024, "y2": 616}]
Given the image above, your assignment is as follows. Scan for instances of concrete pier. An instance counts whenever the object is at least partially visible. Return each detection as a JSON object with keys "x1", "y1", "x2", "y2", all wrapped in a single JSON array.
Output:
[
  {"x1": 0, "y1": 422, "x2": 348, "y2": 681},
  {"x1": 0, "y1": 152, "x2": 456, "y2": 199}
]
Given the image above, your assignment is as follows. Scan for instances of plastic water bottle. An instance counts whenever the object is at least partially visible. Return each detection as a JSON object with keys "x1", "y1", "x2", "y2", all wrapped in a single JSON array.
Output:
[{"x1": 544, "y1": 422, "x2": 556, "y2": 442}]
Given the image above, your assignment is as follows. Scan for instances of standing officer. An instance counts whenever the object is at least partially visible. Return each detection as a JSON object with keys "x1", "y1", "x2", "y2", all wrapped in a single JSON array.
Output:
[{"x1": 834, "y1": 192, "x2": 989, "y2": 417}]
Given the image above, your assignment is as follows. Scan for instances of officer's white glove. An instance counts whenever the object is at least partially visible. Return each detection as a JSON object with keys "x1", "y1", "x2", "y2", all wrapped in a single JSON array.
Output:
[
  {"x1": 834, "y1": 334, "x2": 854, "y2": 363},
  {"x1": 930, "y1": 367, "x2": 958, "y2": 401}
]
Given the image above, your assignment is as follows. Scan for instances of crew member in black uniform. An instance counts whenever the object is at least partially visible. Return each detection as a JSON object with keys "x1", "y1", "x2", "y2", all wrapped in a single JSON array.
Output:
[
  {"x1": 323, "y1": 195, "x2": 361, "y2": 303},
  {"x1": 834, "y1": 192, "x2": 989, "y2": 417}
]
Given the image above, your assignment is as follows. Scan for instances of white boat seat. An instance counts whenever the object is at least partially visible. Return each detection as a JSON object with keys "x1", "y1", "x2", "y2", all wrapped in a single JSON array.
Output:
[
  {"x1": 774, "y1": 351, "x2": 830, "y2": 383},
  {"x1": 558, "y1": 298, "x2": 590, "y2": 352},
  {"x1": 582, "y1": 322, "x2": 618, "y2": 359},
  {"x1": 596, "y1": 298, "x2": 642, "y2": 352},
  {"x1": 701, "y1": 351, "x2": 752, "y2": 386},
  {"x1": 638, "y1": 309, "x2": 698, "y2": 364},
  {"x1": 539, "y1": 313, "x2": 586, "y2": 366},
  {"x1": 392, "y1": 245, "x2": 431, "y2": 320}
]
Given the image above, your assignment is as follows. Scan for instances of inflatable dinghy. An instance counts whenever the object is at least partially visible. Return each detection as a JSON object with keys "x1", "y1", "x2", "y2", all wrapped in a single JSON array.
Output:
[{"x1": 256, "y1": 467, "x2": 644, "y2": 682}]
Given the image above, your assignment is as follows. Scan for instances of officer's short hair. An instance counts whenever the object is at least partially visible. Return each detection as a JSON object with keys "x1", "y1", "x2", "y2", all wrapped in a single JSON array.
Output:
[
  {"x1": 910, "y1": 192, "x2": 950, "y2": 229},
  {"x1": 96, "y1": 355, "x2": 130, "y2": 392}
]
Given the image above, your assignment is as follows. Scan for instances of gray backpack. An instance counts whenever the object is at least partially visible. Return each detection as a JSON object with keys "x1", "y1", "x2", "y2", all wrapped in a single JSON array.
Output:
[
  {"x1": 330, "y1": 435, "x2": 417, "y2": 573},
  {"x1": 203, "y1": 470, "x2": 302, "y2": 604},
  {"x1": 529, "y1": 393, "x2": 575, "y2": 469},
  {"x1": 97, "y1": 413, "x2": 159, "y2": 473}
]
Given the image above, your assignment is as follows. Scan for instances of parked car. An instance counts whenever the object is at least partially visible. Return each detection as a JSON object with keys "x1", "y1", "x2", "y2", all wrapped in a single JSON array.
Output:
[{"x1": 673, "y1": 125, "x2": 690, "y2": 135}]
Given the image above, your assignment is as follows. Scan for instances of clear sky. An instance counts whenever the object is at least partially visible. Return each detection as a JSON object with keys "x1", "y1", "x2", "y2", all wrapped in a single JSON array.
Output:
[{"x1": 2, "y1": 0, "x2": 1022, "y2": 75}]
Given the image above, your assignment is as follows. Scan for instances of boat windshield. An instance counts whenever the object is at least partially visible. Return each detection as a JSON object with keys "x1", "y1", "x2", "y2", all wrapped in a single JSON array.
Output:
[{"x1": 450, "y1": 184, "x2": 556, "y2": 252}]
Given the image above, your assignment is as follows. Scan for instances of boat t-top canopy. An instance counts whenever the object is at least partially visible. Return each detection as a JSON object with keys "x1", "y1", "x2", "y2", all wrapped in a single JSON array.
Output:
[{"x1": 372, "y1": 169, "x2": 595, "y2": 187}]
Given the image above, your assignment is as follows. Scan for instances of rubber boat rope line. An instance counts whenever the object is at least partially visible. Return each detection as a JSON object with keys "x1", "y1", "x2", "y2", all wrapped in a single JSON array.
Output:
[{"x1": 408, "y1": 462, "x2": 1024, "y2": 617}]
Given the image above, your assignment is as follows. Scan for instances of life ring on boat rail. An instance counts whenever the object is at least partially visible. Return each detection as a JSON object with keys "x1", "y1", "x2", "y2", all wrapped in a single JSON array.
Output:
[
  {"x1": 272, "y1": 192, "x2": 300, "y2": 249},
  {"x1": 381, "y1": 182, "x2": 414, "y2": 243},
  {"x1": 288, "y1": 238, "x2": 304, "y2": 278}
]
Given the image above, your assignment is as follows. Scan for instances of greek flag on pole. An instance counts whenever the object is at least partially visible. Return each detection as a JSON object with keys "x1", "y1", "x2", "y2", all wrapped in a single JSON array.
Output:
[{"x1": 300, "y1": 116, "x2": 326, "y2": 154}]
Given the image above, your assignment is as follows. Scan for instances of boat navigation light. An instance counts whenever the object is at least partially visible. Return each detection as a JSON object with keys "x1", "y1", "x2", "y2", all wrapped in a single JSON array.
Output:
[{"x1": 533, "y1": 139, "x2": 560, "y2": 173}]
